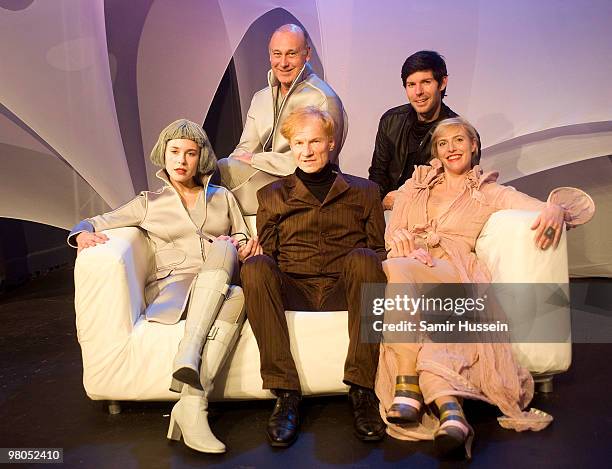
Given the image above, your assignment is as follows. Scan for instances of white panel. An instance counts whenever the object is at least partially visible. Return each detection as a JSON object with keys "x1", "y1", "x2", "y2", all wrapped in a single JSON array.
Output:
[
  {"x1": 0, "y1": 143, "x2": 110, "y2": 230},
  {"x1": 137, "y1": 0, "x2": 233, "y2": 189},
  {"x1": 482, "y1": 126, "x2": 612, "y2": 183},
  {"x1": 0, "y1": 0, "x2": 134, "y2": 207},
  {"x1": 219, "y1": 0, "x2": 323, "y2": 53},
  {"x1": 0, "y1": 113, "x2": 50, "y2": 155},
  {"x1": 470, "y1": 0, "x2": 612, "y2": 146},
  {"x1": 0, "y1": 112, "x2": 108, "y2": 228}
]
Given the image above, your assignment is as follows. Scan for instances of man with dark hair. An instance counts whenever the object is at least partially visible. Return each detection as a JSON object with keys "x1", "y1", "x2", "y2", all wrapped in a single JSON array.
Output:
[{"x1": 368, "y1": 50, "x2": 480, "y2": 209}]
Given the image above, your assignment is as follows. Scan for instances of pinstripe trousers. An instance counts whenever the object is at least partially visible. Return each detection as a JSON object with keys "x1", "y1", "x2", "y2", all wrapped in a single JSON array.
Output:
[{"x1": 241, "y1": 247, "x2": 386, "y2": 392}]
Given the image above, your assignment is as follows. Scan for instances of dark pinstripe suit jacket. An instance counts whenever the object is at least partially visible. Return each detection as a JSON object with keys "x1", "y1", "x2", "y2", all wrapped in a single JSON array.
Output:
[{"x1": 256, "y1": 169, "x2": 386, "y2": 278}]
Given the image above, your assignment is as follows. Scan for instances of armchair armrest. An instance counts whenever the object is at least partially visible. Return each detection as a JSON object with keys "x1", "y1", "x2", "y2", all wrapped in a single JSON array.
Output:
[
  {"x1": 74, "y1": 227, "x2": 152, "y2": 365},
  {"x1": 476, "y1": 210, "x2": 568, "y2": 283},
  {"x1": 476, "y1": 210, "x2": 572, "y2": 375}
]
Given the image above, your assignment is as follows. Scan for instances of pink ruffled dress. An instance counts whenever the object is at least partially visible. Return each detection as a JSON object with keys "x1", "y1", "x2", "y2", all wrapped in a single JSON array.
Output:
[{"x1": 376, "y1": 159, "x2": 595, "y2": 443}]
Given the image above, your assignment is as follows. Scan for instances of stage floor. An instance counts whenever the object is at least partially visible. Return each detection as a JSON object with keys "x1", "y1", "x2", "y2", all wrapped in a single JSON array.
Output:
[{"x1": 0, "y1": 268, "x2": 610, "y2": 468}]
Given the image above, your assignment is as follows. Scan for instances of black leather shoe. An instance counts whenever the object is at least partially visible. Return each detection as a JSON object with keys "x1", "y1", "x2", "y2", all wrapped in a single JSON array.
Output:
[
  {"x1": 349, "y1": 385, "x2": 386, "y2": 441},
  {"x1": 267, "y1": 390, "x2": 301, "y2": 447}
]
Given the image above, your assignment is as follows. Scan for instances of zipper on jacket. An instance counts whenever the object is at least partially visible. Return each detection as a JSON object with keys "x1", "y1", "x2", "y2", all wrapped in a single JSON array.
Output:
[{"x1": 264, "y1": 63, "x2": 308, "y2": 151}]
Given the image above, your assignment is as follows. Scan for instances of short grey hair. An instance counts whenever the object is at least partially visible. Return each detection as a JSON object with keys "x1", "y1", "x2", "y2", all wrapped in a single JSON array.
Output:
[{"x1": 150, "y1": 119, "x2": 217, "y2": 176}]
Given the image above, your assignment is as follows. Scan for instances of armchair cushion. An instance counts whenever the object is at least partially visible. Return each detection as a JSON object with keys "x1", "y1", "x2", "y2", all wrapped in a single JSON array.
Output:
[{"x1": 476, "y1": 210, "x2": 571, "y2": 375}]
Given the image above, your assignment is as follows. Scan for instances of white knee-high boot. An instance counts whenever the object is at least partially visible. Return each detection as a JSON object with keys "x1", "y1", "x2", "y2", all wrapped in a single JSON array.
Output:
[
  {"x1": 167, "y1": 286, "x2": 245, "y2": 454},
  {"x1": 200, "y1": 317, "x2": 244, "y2": 392},
  {"x1": 172, "y1": 270, "x2": 229, "y2": 389}
]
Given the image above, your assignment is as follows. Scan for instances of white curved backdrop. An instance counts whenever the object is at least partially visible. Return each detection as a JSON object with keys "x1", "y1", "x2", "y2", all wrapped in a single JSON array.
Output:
[{"x1": 0, "y1": 0, "x2": 610, "y2": 275}]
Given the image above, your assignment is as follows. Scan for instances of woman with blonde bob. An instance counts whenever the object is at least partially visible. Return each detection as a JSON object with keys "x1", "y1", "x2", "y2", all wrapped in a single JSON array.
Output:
[
  {"x1": 68, "y1": 119, "x2": 261, "y2": 453},
  {"x1": 376, "y1": 117, "x2": 594, "y2": 459}
]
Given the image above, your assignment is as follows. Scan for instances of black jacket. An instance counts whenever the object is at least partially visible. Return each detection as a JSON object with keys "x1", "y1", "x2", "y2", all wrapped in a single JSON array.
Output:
[{"x1": 368, "y1": 103, "x2": 481, "y2": 198}]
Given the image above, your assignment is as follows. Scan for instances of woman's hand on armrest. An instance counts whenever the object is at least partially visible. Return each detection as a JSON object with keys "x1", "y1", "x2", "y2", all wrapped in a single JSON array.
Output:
[
  {"x1": 76, "y1": 232, "x2": 109, "y2": 253},
  {"x1": 530, "y1": 202, "x2": 565, "y2": 250}
]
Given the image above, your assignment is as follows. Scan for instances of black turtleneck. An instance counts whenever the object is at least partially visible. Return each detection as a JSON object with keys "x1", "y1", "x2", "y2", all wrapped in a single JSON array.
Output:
[{"x1": 296, "y1": 163, "x2": 336, "y2": 203}]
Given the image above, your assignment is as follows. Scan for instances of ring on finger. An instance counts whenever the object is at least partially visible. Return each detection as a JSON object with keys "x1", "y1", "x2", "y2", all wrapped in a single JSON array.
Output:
[{"x1": 544, "y1": 226, "x2": 556, "y2": 239}]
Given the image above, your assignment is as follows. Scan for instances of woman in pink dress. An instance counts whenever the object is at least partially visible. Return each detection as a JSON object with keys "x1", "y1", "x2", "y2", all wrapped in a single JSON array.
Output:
[{"x1": 376, "y1": 117, "x2": 594, "y2": 459}]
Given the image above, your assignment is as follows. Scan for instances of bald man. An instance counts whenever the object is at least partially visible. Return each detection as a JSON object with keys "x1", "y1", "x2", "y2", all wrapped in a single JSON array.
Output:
[{"x1": 217, "y1": 24, "x2": 346, "y2": 215}]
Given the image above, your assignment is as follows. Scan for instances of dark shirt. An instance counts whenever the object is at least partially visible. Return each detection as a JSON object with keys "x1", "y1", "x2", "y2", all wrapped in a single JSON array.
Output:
[
  {"x1": 295, "y1": 163, "x2": 336, "y2": 203},
  {"x1": 399, "y1": 119, "x2": 439, "y2": 187}
]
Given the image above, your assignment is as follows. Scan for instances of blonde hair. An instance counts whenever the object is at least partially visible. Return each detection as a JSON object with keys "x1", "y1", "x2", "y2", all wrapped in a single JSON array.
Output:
[
  {"x1": 430, "y1": 117, "x2": 480, "y2": 164},
  {"x1": 280, "y1": 106, "x2": 335, "y2": 141},
  {"x1": 149, "y1": 119, "x2": 217, "y2": 176}
]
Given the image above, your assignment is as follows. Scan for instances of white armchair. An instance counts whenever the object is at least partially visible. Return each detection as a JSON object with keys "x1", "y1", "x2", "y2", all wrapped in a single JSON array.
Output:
[{"x1": 74, "y1": 210, "x2": 570, "y2": 411}]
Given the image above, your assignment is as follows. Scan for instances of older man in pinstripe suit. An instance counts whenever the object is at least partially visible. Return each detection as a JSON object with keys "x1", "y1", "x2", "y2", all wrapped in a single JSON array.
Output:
[{"x1": 241, "y1": 107, "x2": 387, "y2": 447}]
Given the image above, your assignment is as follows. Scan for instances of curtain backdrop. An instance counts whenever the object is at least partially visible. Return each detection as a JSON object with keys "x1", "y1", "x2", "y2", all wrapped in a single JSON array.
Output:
[{"x1": 1, "y1": 0, "x2": 610, "y2": 275}]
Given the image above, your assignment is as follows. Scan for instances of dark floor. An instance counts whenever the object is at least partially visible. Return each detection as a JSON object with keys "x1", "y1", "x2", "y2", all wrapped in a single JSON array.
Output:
[{"x1": 0, "y1": 269, "x2": 610, "y2": 468}]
